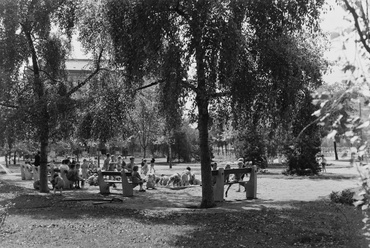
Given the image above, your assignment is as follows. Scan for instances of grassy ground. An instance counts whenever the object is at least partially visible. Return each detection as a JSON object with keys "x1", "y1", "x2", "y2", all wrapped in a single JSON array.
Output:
[{"x1": 0, "y1": 158, "x2": 369, "y2": 247}]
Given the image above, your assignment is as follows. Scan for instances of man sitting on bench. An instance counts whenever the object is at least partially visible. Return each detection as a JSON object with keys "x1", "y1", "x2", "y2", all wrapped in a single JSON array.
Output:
[{"x1": 225, "y1": 158, "x2": 247, "y2": 197}]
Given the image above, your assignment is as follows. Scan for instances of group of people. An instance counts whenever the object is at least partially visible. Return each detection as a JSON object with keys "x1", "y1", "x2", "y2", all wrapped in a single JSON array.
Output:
[{"x1": 99, "y1": 154, "x2": 157, "y2": 192}]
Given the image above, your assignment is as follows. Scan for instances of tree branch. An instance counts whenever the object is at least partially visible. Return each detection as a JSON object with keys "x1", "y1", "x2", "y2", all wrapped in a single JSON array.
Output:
[
  {"x1": 134, "y1": 79, "x2": 165, "y2": 92},
  {"x1": 66, "y1": 49, "x2": 104, "y2": 97},
  {"x1": 344, "y1": 0, "x2": 370, "y2": 54},
  {"x1": 210, "y1": 91, "x2": 232, "y2": 99},
  {"x1": 0, "y1": 102, "x2": 19, "y2": 109}
]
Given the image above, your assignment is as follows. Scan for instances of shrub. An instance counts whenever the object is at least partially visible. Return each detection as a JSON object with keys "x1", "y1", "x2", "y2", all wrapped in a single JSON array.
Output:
[{"x1": 330, "y1": 189, "x2": 355, "y2": 205}]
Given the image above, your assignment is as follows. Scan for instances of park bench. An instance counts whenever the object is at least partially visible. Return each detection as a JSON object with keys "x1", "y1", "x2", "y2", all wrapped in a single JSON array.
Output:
[
  {"x1": 50, "y1": 168, "x2": 74, "y2": 189},
  {"x1": 212, "y1": 166, "x2": 257, "y2": 202},
  {"x1": 97, "y1": 170, "x2": 134, "y2": 197}
]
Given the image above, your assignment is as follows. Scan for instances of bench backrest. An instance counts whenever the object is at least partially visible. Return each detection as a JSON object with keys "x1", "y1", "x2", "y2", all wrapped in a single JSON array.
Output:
[
  {"x1": 100, "y1": 171, "x2": 132, "y2": 177},
  {"x1": 212, "y1": 168, "x2": 252, "y2": 176}
]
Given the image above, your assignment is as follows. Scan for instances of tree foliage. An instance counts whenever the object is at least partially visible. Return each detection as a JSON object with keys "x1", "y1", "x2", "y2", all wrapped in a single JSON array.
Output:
[{"x1": 102, "y1": 0, "x2": 326, "y2": 208}]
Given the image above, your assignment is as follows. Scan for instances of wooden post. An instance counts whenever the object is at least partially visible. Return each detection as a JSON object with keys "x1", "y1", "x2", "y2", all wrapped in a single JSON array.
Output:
[
  {"x1": 98, "y1": 170, "x2": 110, "y2": 194},
  {"x1": 213, "y1": 168, "x2": 224, "y2": 202},
  {"x1": 246, "y1": 165, "x2": 257, "y2": 199},
  {"x1": 121, "y1": 171, "x2": 133, "y2": 197}
]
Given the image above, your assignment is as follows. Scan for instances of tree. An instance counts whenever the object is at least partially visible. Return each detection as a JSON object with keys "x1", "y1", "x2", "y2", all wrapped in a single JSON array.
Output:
[
  {"x1": 102, "y1": 0, "x2": 325, "y2": 208},
  {"x1": 128, "y1": 88, "x2": 162, "y2": 158},
  {"x1": 0, "y1": 0, "x2": 105, "y2": 192}
]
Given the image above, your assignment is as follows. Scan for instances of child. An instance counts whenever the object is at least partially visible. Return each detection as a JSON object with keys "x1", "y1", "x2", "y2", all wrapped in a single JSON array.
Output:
[
  {"x1": 321, "y1": 155, "x2": 327, "y2": 172},
  {"x1": 224, "y1": 164, "x2": 231, "y2": 184},
  {"x1": 131, "y1": 165, "x2": 146, "y2": 192},
  {"x1": 149, "y1": 158, "x2": 156, "y2": 174},
  {"x1": 141, "y1": 159, "x2": 149, "y2": 176},
  {"x1": 146, "y1": 174, "x2": 156, "y2": 190},
  {"x1": 116, "y1": 156, "x2": 123, "y2": 171},
  {"x1": 66, "y1": 163, "x2": 82, "y2": 189},
  {"x1": 103, "y1": 153, "x2": 110, "y2": 171},
  {"x1": 51, "y1": 173, "x2": 65, "y2": 194}
]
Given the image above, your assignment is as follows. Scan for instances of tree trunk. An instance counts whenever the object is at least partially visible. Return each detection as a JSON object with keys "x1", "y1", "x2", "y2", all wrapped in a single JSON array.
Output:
[
  {"x1": 333, "y1": 141, "x2": 338, "y2": 160},
  {"x1": 168, "y1": 143, "x2": 172, "y2": 169},
  {"x1": 5, "y1": 153, "x2": 8, "y2": 168},
  {"x1": 13, "y1": 151, "x2": 16, "y2": 165},
  {"x1": 197, "y1": 94, "x2": 215, "y2": 208},
  {"x1": 39, "y1": 104, "x2": 50, "y2": 193}
]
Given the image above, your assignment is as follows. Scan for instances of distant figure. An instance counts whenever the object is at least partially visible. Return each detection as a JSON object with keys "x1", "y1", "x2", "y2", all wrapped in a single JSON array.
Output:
[
  {"x1": 224, "y1": 164, "x2": 231, "y2": 184},
  {"x1": 103, "y1": 153, "x2": 110, "y2": 171},
  {"x1": 321, "y1": 155, "x2": 327, "y2": 172},
  {"x1": 141, "y1": 159, "x2": 149, "y2": 176},
  {"x1": 81, "y1": 159, "x2": 89, "y2": 180},
  {"x1": 149, "y1": 158, "x2": 156, "y2": 174},
  {"x1": 51, "y1": 173, "x2": 65, "y2": 194},
  {"x1": 126, "y1": 156, "x2": 135, "y2": 172},
  {"x1": 34, "y1": 151, "x2": 41, "y2": 167},
  {"x1": 350, "y1": 152, "x2": 356, "y2": 167}
]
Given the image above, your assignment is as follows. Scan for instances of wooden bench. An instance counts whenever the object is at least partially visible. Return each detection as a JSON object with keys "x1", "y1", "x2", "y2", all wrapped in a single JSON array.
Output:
[
  {"x1": 97, "y1": 170, "x2": 134, "y2": 197},
  {"x1": 50, "y1": 168, "x2": 74, "y2": 189},
  {"x1": 212, "y1": 166, "x2": 257, "y2": 202}
]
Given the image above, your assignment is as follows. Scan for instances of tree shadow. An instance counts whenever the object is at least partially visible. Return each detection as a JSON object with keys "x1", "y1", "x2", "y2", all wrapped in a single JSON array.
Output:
[{"x1": 1, "y1": 189, "x2": 367, "y2": 248}]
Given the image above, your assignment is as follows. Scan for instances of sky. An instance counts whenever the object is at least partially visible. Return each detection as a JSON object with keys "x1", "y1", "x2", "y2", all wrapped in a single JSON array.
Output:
[{"x1": 320, "y1": 2, "x2": 367, "y2": 85}]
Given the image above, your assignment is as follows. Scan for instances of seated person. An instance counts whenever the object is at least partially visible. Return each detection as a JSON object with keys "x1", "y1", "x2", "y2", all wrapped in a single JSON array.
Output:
[
  {"x1": 224, "y1": 164, "x2": 231, "y2": 184},
  {"x1": 131, "y1": 165, "x2": 146, "y2": 192}
]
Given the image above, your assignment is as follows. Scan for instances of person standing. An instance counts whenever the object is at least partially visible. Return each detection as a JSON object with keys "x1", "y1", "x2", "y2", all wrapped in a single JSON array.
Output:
[
  {"x1": 81, "y1": 159, "x2": 89, "y2": 180},
  {"x1": 103, "y1": 153, "x2": 110, "y2": 171},
  {"x1": 149, "y1": 158, "x2": 156, "y2": 174},
  {"x1": 141, "y1": 159, "x2": 149, "y2": 176},
  {"x1": 34, "y1": 151, "x2": 41, "y2": 167}
]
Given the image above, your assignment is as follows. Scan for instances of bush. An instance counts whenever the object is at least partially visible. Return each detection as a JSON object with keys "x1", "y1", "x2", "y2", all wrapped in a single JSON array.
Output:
[{"x1": 330, "y1": 189, "x2": 355, "y2": 205}]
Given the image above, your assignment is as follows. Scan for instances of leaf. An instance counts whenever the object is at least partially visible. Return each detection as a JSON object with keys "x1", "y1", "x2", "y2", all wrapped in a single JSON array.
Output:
[
  {"x1": 356, "y1": 121, "x2": 370, "y2": 129},
  {"x1": 345, "y1": 130, "x2": 354, "y2": 137},
  {"x1": 327, "y1": 130, "x2": 337, "y2": 140},
  {"x1": 350, "y1": 136, "x2": 359, "y2": 144},
  {"x1": 354, "y1": 200, "x2": 364, "y2": 207},
  {"x1": 362, "y1": 204, "x2": 369, "y2": 211},
  {"x1": 312, "y1": 99, "x2": 320, "y2": 105},
  {"x1": 312, "y1": 109, "x2": 321, "y2": 117},
  {"x1": 359, "y1": 190, "x2": 367, "y2": 196},
  {"x1": 320, "y1": 113, "x2": 330, "y2": 122},
  {"x1": 360, "y1": 85, "x2": 370, "y2": 97},
  {"x1": 359, "y1": 145, "x2": 367, "y2": 151},
  {"x1": 320, "y1": 100, "x2": 328, "y2": 108}
]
